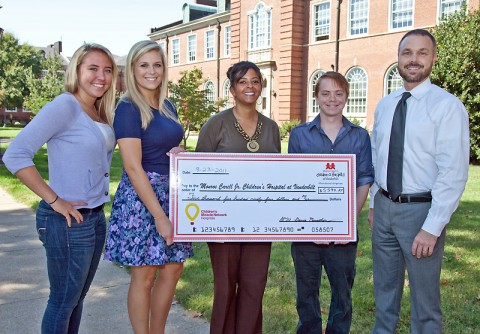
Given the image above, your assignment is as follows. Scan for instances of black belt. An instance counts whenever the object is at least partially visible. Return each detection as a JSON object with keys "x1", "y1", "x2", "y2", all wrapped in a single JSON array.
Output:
[
  {"x1": 381, "y1": 189, "x2": 432, "y2": 203},
  {"x1": 78, "y1": 204, "x2": 104, "y2": 214}
]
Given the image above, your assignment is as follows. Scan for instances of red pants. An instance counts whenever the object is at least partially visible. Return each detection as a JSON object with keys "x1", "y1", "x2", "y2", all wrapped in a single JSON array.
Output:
[{"x1": 208, "y1": 242, "x2": 272, "y2": 334}]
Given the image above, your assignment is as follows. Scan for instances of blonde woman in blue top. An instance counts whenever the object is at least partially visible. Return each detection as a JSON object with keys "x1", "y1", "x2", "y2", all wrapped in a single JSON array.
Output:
[
  {"x1": 104, "y1": 40, "x2": 193, "y2": 334},
  {"x1": 3, "y1": 43, "x2": 117, "y2": 334}
]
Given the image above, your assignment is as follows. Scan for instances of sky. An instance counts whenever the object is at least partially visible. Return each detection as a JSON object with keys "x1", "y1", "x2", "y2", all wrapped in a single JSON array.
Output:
[{"x1": 0, "y1": 0, "x2": 195, "y2": 57}]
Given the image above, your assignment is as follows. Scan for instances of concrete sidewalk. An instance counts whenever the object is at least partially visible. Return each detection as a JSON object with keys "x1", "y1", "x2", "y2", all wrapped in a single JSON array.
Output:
[{"x1": 0, "y1": 187, "x2": 209, "y2": 334}]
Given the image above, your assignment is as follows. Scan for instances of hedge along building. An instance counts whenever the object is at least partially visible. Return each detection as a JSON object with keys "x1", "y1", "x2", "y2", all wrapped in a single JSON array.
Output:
[{"x1": 148, "y1": 0, "x2": 479, "y2": 130}]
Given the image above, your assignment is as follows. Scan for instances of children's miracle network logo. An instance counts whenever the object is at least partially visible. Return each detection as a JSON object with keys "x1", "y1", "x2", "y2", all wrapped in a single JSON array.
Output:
[
  {"x1": 185, "y1": 203, "x2": 200, "y2": 225},
  {"x1": 185, "y1": 203, "x2": 228, "y2": 225},
  {"x1": 316, "y1": 162, "x2": 345, "y2": 178},
  {"x1": 325, "y1": 162, "x2": 336, "y2": 170}
]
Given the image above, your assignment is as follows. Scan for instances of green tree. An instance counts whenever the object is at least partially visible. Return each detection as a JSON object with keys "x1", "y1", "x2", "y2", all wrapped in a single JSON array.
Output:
[
  {"x1": 0, "y1": 33, "x2": 43, "y2": 109},
  {"x1": 168, "y1": 68, "x2": 225, "y2": 147},
  {"x1": 24, "y1": 55, "x2": 64, "y2": 114},
  {"x1": 431, "y1": 7, "x2": 480, "y2": 162}
]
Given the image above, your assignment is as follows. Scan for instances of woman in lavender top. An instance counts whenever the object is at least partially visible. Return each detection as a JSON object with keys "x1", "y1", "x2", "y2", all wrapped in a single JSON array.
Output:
[
  {"x1": 2, "y1": 43, "x2": 118, "y2": 334},
  {"x1": 104, "y1": 40, "x2": 193, "y2": 334}
]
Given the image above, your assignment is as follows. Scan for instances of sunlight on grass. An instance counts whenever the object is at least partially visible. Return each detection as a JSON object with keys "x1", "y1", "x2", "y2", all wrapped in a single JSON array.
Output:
[
  {"x1": 0, "y1": 127, "x2": 22, "y2": 138},
  {"x1": 447, "y1": 229, "x2": 478, "y2": 240}
]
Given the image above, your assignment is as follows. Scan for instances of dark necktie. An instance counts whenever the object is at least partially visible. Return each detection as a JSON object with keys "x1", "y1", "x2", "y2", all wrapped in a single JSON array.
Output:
[{"x1": 387, "y1": 92, "x2": 411, "y2": 200}]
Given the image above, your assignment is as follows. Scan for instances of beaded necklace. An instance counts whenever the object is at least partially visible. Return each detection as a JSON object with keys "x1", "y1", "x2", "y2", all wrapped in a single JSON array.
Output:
[{"x1": 234, "y1": 120, "x2": 262, "y2": 152}]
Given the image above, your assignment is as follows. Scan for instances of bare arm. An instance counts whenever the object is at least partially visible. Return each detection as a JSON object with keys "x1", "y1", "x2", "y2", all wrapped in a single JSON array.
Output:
[
  {"x1": 15, "y1": 166, "x2": 86, "y2": 226},
  {"x1": 316, "y1": 184, "x2": 371, "y2": 245},
  {"x1": 368, "y1": 208, "x2": 374, "y2": 231},
  {"x1": 117, "y1": 138, "x2": 174, "y2": 245},
  {"x1": 332, "y1": 184, "x2": 371, "y2": 245},
  {"x1": 356, "y1": 184, "x2": 370, "y2": 217}
]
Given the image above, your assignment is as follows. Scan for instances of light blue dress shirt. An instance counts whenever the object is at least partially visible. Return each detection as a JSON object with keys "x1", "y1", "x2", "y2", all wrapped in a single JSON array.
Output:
[
  {"x1": 370, "y1": 78, "x2": 469, "y2": 236},
  {"x1": 288, "y1": 114, "x2": 374, "y2": 189}
]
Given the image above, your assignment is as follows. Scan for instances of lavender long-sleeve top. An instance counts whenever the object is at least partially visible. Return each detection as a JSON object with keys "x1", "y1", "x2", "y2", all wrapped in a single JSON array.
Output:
[{"x1": 2, "y1": 92, "x2": 115, "y2": 209}]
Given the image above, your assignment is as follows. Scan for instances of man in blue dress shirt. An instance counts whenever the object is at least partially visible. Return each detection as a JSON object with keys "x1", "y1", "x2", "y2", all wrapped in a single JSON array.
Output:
[
  {"x1": 289, "y1": 71, "x2": 374, "y2": 334},
  {"x1": 369, "y1": 29, "x2": 469, "y2": 334}
]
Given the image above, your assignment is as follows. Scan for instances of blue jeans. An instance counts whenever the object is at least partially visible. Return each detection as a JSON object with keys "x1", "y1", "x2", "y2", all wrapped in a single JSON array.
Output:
[
  {"x1": 291, "y1": 242, "x2": 357, "y2": 334},
  {"x1": 36, "y1": 200, "x2": 106, "y2": 334}
]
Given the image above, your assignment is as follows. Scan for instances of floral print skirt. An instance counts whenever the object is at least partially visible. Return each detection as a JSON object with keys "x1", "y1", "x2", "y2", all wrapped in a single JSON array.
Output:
[{"x1": 104, "y1": 170, "x2": 193, "y2": 266}]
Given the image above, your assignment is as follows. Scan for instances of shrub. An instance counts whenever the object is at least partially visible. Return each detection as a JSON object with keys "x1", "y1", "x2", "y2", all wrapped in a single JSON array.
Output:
[
  {"x1": 431, "y1": 7, "x2": 480, "y2": 162},
  {"x1": 279, "y1": 119, "x2": 301, "y2": 139}
]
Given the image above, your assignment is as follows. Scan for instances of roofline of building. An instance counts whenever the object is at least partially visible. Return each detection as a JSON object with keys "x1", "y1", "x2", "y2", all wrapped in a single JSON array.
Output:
[
  {"x1": 182, "y1": 2, "x2": 218, "y2": 13},
  {"x1": 148, "y1": 11, "x2": 230, "y2": 39},
  {"x1": 151, "y1": 20, "x2": 184, "y2": 32}
]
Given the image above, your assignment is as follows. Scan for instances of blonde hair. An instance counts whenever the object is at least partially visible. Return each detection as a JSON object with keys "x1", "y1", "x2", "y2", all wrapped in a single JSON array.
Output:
[
  {"x1": 65, "y1": 43, "x2": 118, "y2": 126},
  {"x1": 122, "y1": 40, "x2": 176, "y2": 129}
]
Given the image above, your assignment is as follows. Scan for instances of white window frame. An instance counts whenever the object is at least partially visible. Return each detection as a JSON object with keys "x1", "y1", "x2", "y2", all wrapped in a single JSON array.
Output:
[
  {"x1": 438, "y1": 0, "x2": 466, "y2": 21},
  {"x1": 223, "y1": 79, "x2": 231, "y2": 108},
  {"x1": 205, "y1": 81, "x2": 216, "y2": 104},
  {"x1": 346, "y1": 67, "x2": 368, "y2": 119},
  {"x1": 171, "y1": 38, "x2": 180, "y2": 65},
  {"x1": 158, "y1": 41, "x2": 166, "y2": 53},
  {"x1": 187, "y1": 34, "x2": 197, "y2": 63},
  {"x1": 308, "y1": 70, "x2": 325, "y2": 120},
  {"x1": 390, "y1": 0, "x2": 414, "y2": 30},
  {"x1": 312, "y1": 1, "x2": 331, "y2": 42},
  {"x1": 248, "y1": 2, "x2": 272, "y2": 50},
  {"x1": 224, "y1": 25, "x2": 231, "y2": 57},
  {"x1": 205, "y1": 30, "x2": 215, "y2": 60},
  {"x1": 384, "y1": 63, "x2": 403, "y2": 96},
  {"x1": 349, "y1": 0, "x2": 369, "y2": 36}
]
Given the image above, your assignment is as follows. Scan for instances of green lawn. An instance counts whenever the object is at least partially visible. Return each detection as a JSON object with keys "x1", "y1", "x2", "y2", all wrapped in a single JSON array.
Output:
[
  {"x1": 0, "y1": 127, "x2": 22, "y2": 139},
  {"x1": 1, "y1": 128, "x2": 478, "y2": 333},
  {"x1": 176, "y1": 165, "x2": 480, "y2": 334}
]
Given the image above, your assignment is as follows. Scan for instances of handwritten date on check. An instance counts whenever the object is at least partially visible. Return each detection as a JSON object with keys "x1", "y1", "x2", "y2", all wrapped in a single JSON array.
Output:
[{"x1": 169, "y1": 153, "x2": 356, "y2": 242}]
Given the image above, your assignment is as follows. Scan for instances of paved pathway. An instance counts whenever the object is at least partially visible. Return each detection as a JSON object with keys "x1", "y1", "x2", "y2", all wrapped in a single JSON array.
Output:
[{"x1": 0, "y1": 187, "x2": 209, "y2": 333}]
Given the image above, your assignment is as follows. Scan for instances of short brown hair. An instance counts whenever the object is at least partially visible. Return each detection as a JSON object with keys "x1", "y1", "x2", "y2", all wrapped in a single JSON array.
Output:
[
  {"x1": 398, "y1": 29, "x2": 436, "y2": 55},
  {"x1": 314, "y1": 71, "x2": 349, "y2": 98}
]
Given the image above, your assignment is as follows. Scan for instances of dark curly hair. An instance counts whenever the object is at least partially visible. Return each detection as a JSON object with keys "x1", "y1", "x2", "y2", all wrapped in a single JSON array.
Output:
[{"x1": 227, "y1": 61, "x2": 262, "y2": 88}]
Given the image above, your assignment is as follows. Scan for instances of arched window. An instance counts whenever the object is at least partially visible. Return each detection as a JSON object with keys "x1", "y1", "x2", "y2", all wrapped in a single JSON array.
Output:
[
  {"x1": 346, "y1": 67, "x2": 368, "y2": 119},
  {"x1": 249, "y1": 2, "x2": 272, "y2": 50},
  {"x1": 223, "y1": 79, "x2": 231, "y2": 109},
  {"x1": 384, "y1": 64, "x2": 403, "y2": 96},
  {"x1": 308, "y1": 70, "x2": 325, "y2": 121},
  {"x1": 205, "y1": 81, "x2": 216, "y2": 104}
]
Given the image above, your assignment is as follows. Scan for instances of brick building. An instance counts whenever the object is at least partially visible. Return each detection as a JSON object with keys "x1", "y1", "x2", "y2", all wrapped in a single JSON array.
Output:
[{"x1": 149, "y1": 0, "x2": 479, "y2": 129}]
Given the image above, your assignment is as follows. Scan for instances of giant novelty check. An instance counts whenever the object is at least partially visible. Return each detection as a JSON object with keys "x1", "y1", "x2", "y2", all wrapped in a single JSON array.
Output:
[{"x1": 169, "y1": 153, "x2": 356, "y2": 242}]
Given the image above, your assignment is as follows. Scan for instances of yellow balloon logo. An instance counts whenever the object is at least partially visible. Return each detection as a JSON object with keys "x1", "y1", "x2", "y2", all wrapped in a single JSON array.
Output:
[{"x1": 185, "y1": 203, "x2": 200, "y2": 221}]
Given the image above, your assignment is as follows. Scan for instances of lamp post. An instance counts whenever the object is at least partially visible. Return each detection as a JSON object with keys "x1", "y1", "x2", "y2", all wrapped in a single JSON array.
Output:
[
  {"x1": 0, "y1": 9, "x2": 4, "y2": 158},
  {"x1": 334, "y1": 0, "x2": 342, "y2": 72},
  {"x1": 0, "y1": 6, "x2": 3, "y2": 37},
  {"x1": 0, "y1": 25, "x2": 5, "y2": 127},
  {"x1": 1, "y1": 6, "x2": 4, "y2": 127}
]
